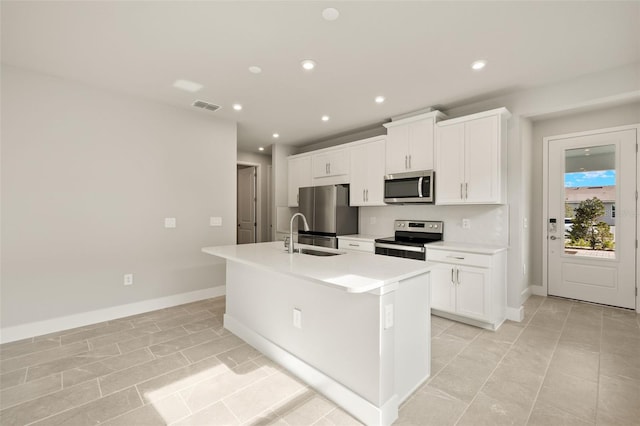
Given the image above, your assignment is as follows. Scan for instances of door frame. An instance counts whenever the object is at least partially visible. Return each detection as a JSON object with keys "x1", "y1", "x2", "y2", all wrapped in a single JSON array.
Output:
[
  {"x1": 542, "y1": 124, "x2": 639, "y2": 313},
  {"x1": 237, "y1": 161, "x2": 262, "y2": 243}
]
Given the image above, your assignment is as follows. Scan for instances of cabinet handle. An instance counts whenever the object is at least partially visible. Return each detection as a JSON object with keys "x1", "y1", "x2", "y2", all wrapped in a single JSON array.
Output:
[
  {"x1": 465, "y1": 182, "x2": 468, "y2": 199},
  {"x1": 363, "y1": 189, "x2": 366, "y2": 202},
  {"x1": 328, "y1": 163, "x2": 331, "y2": 174},
  {"x1": 456, "y1": 268, "x2": 460, "y2": 284},
  {"x1": 446, "y1": 255, "x2": 465, "y2": 260},
  {"x1": 409, "y1": 155, "x2": 412, "y2": 169},
  {"x1": 460, "y1": 183, "x2": 464, "y2": 200},
  {"x1": 405, "y1": 155, "x2": 408, "y2": 169},
  {"x1": 451, "y1": 268, "x2": 455, "y2": 284},
  {"x1": 348, "y1": 243, "x2": 359, "y2": 247},
  {"x1": 365, "y1": 189, "x2": 369, "y2": 202}
]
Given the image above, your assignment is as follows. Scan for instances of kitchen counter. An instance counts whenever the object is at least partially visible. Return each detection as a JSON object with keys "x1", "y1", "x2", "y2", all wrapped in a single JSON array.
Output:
[
  {"x1": 428, "y1": 241, "x2": 508, "y2": 255},
  {"x1": 202, "y1": 241, "x2": 434, "y2": 293},
  {"x1": 202, "y1": 241, "x2": 432, "y2": 425}
]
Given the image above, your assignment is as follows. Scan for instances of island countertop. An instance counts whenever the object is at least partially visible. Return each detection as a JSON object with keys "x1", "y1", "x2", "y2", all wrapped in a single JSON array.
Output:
[{"x1": 202, "y1": 241, "x2": 434, "y2": 294}]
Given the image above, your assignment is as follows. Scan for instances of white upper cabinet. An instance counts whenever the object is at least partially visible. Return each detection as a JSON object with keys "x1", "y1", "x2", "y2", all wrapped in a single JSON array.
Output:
[
  {"x1": 287, "y1": 154, "x2": 312, "y2": 207},
  {"x1": 435, "y1": 108, "x2": 510, "y2": 205},
  {"x1": 311, "y1": 147, "x2": 350, "y2": 185},
  {"x1": 349, "y1": 137, "x2": 386, "y2": 206},
  {"x1": 383, "y1": 111, "x2": 447, "y2": 175}
]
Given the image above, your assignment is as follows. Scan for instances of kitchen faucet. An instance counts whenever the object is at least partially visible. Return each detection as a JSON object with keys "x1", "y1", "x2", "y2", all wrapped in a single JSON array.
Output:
[{"x1": 288, "y1": 212, "x2": 310, "y2": 254}]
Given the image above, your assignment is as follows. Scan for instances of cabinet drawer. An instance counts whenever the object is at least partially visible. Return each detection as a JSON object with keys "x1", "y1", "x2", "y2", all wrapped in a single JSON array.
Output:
[
  {"x1": 338, "y1": 239, "x2": 374, "y2": 253},
  {"x1": 427, "y1": 249, "x2": 491, "y2": 268}
]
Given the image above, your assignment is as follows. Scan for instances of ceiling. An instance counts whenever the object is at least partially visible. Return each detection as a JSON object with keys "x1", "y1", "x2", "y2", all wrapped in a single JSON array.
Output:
[{"x1": 2, "y1": 1, "x2": 639, "y2": 153}]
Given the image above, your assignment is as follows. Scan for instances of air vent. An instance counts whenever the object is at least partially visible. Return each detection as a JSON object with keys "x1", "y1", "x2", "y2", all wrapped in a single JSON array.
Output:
[{"x1": 192, "y1": 100, "x2": 221, "y2": 112}]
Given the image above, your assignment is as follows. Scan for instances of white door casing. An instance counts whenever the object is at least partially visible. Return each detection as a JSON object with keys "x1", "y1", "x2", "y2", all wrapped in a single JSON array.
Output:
[
  {"x1": 546, "y1": 128, "x2": 636, "y2": 309},
  {"x1": 237, "y1": 166, "x2": 256, "y2": 244}
]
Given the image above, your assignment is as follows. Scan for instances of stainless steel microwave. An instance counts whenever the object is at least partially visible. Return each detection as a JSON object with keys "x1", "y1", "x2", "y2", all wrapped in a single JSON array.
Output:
[{"x1": 384, "y1": 170, "x2": 434, "y2": 204}]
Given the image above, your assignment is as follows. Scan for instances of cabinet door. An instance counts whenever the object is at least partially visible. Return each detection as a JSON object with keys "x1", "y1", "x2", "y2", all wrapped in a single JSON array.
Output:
[
  {"x1": 288, "y1": 156, "x2": 311, "y2": 207},
  {"x1": 455, "y1": 266, "x2": 490, "y2": 321},
  {"x1": 464, "y1": 115, "x2": 499, "y2": 203},
  {"x1": 385, "y1": 125, "x2": 409, "y2": 174},
  {"x1": 365, "y1": 139, "x2": 386, "y2": 205},
  {"x1": 407, "y1": 118, "x2": 435, "y2": 171},
  {"x1": 349, "y1": 144, "x2": 368, "y2": 206},
  {"x1": 430, "y1": 264, "x2": 456, "y2": 312},
  {"x1": 313, "y1": 149, "x2": 349, "y2": 178},
  {"x1": 435, "y1": 123, "x2": 465, "y2": 204}
]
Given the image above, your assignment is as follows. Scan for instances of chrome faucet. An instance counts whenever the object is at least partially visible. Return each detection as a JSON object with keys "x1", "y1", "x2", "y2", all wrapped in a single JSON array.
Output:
[{"x1": 288, "y1": 212, "x2": 310, "y2": 254}]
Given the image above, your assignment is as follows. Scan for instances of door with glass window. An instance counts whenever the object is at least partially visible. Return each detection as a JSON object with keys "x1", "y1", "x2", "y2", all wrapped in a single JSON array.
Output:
[{"x1": 547, "y1": 128, "x2": 636, "y2": 309}]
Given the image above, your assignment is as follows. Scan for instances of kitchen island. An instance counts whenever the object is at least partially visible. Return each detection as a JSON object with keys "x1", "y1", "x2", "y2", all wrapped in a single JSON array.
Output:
[{"x1": 202, "y1": 241, "x2": 434, "y2": 426}]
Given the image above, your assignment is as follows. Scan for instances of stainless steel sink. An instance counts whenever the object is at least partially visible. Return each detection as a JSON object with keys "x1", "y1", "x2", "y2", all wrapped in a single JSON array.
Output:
[{"x1": 296, "y1": 248, "x2": 344, "y2": 257}]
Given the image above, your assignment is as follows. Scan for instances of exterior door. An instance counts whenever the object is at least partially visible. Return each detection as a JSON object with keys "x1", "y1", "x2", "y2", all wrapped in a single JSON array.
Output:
[
  {"x1": 547, "y1": 128, "x2": 636, "y2": 309},
  {"x1": 237, "y1": 166, "x2": 256, "y2": 244}
]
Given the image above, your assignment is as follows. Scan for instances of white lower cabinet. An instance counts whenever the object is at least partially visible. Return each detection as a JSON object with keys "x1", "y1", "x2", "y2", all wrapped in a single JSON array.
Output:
[
  {"x1": 427, "y1": 246, "x2": 506, "y2": 330},
  {"x1": 337, "y1": 236, "x2": 375, "y2": 253}
]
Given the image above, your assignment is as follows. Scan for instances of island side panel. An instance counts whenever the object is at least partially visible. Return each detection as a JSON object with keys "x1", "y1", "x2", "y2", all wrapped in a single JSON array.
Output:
[
  {"x1": 393, "y1": 272, "x2": 431, "y2": 403},
  {"x1": 224, "y1": 260, "x2": 394, "y2": 407}
]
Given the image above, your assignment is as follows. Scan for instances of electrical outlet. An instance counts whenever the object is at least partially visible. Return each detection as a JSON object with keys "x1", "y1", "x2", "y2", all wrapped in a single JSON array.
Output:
[
  {"x1": 124, "y1": 273, "x2": 134, "y2": 286},
  {"x1": 462, "y1": 218, "x2": 471, "y2": 229},
  {"x1": 164, "y1": 218, "x2": 176, "y2": 228},
  {"x1": 293, "y1": 308, "x2": 302, "y2": 329}
]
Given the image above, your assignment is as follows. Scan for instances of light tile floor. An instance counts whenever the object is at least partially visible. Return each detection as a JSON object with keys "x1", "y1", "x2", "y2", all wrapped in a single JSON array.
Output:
[{"x1": 0, "y1": 295, "x2": 638, "y2": 425}]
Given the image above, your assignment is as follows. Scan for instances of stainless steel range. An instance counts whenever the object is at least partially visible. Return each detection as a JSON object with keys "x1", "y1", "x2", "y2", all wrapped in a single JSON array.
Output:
[{"x1": 375, "y1": 220, "x2": 443, "y2": 260}]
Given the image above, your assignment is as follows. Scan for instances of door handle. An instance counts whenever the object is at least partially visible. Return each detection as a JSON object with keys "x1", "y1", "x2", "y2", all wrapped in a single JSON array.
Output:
[
  {"x1": 418, "y1": 177, "x2": 424, "y2": 198},
  {"x1": 550, "y1": 235, "x2": 558, "y2": 240}
]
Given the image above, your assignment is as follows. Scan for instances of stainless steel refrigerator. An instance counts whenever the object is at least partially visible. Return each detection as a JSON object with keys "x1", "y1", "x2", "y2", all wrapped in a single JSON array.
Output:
[{"x1": 297, "y1": 184, "x2": 358, "y2": 248}]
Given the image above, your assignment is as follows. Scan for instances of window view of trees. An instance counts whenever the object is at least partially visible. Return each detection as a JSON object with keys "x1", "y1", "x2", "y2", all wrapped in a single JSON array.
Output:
[{"x1": 566, "y1": 197, "x2": 614, "y2": 250}]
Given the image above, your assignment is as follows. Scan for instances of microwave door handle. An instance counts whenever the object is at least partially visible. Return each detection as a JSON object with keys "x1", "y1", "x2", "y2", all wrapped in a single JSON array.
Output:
[{"x1": 417, "y1": 177, "x2": 423, "y2": 198}]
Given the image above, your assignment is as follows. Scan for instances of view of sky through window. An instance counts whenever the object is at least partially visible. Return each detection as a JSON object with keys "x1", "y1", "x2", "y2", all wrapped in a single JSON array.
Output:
[{"x1": 565, "y1": 170, "x2": 616, "y2": 188}]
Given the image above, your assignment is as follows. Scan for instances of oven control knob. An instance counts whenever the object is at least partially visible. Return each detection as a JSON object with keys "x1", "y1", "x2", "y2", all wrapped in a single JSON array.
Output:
[{"x1": 429, "y1": 224, "x2": 433, "y2": 228}]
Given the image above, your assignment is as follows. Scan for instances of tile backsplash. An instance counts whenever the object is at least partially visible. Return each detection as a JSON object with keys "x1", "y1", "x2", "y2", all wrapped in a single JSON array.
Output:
[{"x1": 359, "y1": 204, "x2": 509, "y2": 246}]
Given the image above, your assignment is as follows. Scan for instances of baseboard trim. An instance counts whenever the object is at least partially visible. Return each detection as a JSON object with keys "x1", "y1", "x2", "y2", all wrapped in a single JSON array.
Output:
[
  {"x1": 0, "y1": 286, "x2": 226, "y2": 344},
  {"x1": 505, "y1": 306, "x2": 524, "y2": 322},
  {"x1": 224, "y1": 313, "x2": 398, "y2": 426},
  {"x1": 530, "y1": 285, "x2": 547, "y2": 297}
]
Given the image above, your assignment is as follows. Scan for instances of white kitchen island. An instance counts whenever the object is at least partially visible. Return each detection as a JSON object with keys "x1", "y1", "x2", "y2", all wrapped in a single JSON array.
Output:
[{"x1": 202, "y1": 241, "x2": 434, "y2": 426}]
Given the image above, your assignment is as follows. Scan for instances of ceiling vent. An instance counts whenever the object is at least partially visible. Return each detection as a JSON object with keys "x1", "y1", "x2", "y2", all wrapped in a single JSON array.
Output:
[{"x1": 192, "y1": 100, "x2": 221, "y2": 112}]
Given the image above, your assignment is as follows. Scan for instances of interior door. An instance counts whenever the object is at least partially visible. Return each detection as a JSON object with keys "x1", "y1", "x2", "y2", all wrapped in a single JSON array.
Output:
[
  {"x1": 547, "y1": 129, "x2": 636, "y2": 309},
  {"x1": 237, "y1": 166, "x2": 256, "y2": 244}
]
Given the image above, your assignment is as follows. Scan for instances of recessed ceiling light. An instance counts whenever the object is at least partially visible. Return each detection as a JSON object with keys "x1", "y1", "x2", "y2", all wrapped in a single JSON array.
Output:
[
  {"x1": 321, "y1": 115, "x2": 330, "y2": 122},
  {"x1": 301, "y1": 60, "x2": 316, "y2": 71},
  {"x1": 232, "y1": 104, "x2": 243, "y2": 111},
  {"x1": 272, "y1": 133, "x2": 280, "y2": 138},
  {"x1": 375, "y1": 96, "x2": 385, "y2": 104},
  {"x1": 173, "y1": 79, "x2": 203, "y2": 93},
  {"x1": 471, "y1": 60, "x2": 487, "y2": 71},
  {"x1": 258, "y1": 147, "x2": 264, "y2": 151},
  {"x1": 322, "y1": 7, "x2": 340, "y2": 21}
]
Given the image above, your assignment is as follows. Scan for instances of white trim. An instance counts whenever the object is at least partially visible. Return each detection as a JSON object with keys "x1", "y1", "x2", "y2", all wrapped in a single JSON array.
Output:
[
  {"x1": 0, "y1": 286, "x2": 226, "y2": 344},
  {"x1": 520, "y1": 286, "x2": 533, "y2": 302},
  {"x1": 224, "y1": 314, "x2": 399, "y2": 426},
  {"x1": 505, "y1": 306, "x2": 524, "y2": 322},
  {"x1": 530, "y1": 285, "x2": 547, "y2": 297}
]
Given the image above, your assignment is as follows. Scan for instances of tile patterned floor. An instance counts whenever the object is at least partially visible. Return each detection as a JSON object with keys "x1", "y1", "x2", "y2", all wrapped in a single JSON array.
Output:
[{"x1": 0, "y1": 295, "x2": 638, "y2": 425}]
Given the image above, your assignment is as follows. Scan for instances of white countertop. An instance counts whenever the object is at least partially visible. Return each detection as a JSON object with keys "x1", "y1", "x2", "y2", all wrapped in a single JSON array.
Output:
[
  {"x1": 337, "y1": 234, "x2": 385, "y2": 242},
  {"x1": 202, "y1": 241, "x2": 434, "y2": 294},
  {"x1": 427, "y1": 241, "x2": 508, "y2": 255}
]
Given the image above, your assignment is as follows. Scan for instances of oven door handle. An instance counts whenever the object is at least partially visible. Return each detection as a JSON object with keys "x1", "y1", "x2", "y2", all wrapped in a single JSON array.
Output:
[
  {"x1": 418, "y1": 177, "x2": 423, "y2": 198},
  {"x1": 375, "y1": 243, "x2": 425, "y2": 253}
]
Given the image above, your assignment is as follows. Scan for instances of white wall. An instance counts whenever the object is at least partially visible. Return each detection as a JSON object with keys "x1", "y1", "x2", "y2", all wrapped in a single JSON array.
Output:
[
  {"x1": 237, "y1": 151, "x2": 272, "y2": 242},
  {"x1": 530, "y1": 101, "x2": 640, "y2": 288},
  {"x1": 1, "y1": 65, "x2": 237, "y2": 333}
]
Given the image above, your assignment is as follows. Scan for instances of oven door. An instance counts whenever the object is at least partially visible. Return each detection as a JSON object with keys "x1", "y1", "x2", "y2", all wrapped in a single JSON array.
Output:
[
  {"x1": 384, "y1": 170, "x2": 434, "y2": 204},
  {"x1": 374, "y1": 243, "x2": 426, "y2": 261}
]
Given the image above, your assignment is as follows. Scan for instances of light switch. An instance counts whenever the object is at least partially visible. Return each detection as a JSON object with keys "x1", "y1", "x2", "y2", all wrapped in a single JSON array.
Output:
[
  {"x1": 164, "y1": 218, "x2": 176, "y2": 228},
  {"x1": 293, "y1": 308, "x2": 302, "y2": 329},
  {"x1": 210, "y1": 217, "x2": 222, "y2": 227},
  {"x1": 384, "y1": 304, "x2": 394, "y2": 330}
]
